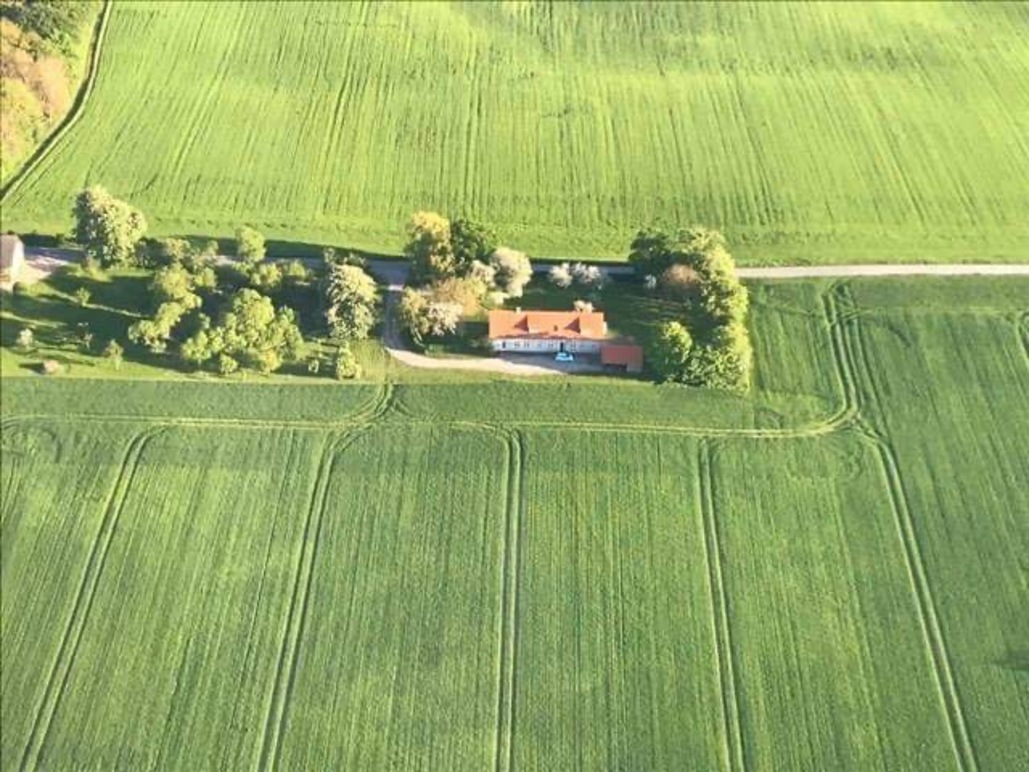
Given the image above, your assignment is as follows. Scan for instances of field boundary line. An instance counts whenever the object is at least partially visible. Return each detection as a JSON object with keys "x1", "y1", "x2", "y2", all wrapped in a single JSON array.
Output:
[
  {"x1": 493, "y1": 429, "x2": 526, "y2": 772},
  {"x1": 697, "y1": 442, "x2": 746, "y2": 772},
  {"x1": 18, "y1": 425, "x2": 161, "y2": 772},
  {"x1": 255, "y1": 429, "x2": 363, "y2": 771},
  {"x1": 840, "y1": 290, "x2": 979, "y2": 772},
  {"x1": 0, "y1": 0, "x2": 113, "y2": 202}
]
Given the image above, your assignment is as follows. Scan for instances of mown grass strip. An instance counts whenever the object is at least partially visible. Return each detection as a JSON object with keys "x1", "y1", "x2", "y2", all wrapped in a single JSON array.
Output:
[{"x1": 18, "y1": 426, "x2": 159, "y2": 772}]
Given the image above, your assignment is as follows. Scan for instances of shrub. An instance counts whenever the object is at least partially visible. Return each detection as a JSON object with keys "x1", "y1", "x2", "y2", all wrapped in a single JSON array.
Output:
[
  {"x1": 102, "y1": 339, "x2": 124, "y2": 370},
  {"x1": 15, "y1": 327, "x2": 34, "y2": 352},
  {"x1": 73, "y1": 287, "x2": 91, "y2": 306},
  {"x1": 40, "y1": 359, "x2": 62, "y2": 376},
  {"x1": 217, "y1": 354, "x2": 239, "y2": 376},
  {"x1": 334, "y1": 343, "x2": 360, "y2": 380}
]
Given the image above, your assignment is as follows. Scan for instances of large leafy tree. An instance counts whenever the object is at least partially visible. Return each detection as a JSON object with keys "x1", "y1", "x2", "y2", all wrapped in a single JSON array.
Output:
[
  {"x1": 180, "y1": 289, "x2": 303, "y2": 373},
  {"x1": 404, "y1": 211, "x2": 454, "y2": 283},
  {"x1": 325, "y1": 263, "x2": 379, "y2": 340},
  {"x1": 73, "y1": 185, "x2": 147, "y2": 267},
  {"x1": 489, "y1": 246, "x2": 532, "y2": 298},
  {"x1": 450, "y1": 217, "x2": 496, "y2": 276}
]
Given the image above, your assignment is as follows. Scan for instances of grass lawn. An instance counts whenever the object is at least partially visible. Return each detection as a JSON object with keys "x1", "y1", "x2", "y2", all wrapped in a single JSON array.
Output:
[{"x1": 3, "y1": 2, "x2": 1028, "y2": 263}]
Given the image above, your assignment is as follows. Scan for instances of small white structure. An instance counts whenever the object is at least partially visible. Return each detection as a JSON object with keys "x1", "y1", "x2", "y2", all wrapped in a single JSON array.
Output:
[{"x1": 0, "y1": 234, "x2": 25, "y2": 284}]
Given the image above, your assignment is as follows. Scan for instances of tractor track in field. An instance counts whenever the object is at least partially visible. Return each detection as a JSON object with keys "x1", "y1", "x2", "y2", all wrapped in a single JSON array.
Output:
[
  {"x1": 697, "y1": 442, "x2": 747, "y2": 772},
  {"x1": 256, "y1": 429, "x2": 366, "y2": 772},
  {"x1": 492, "y1": 429, "x2": 526, "y2": 772},
  {"x1": 1017, "y1": 312, "x2": 1029, "y2": 368},
  {"x1": 838, "y1": 289, "x2": 979, "y2": 772},
  {"x1": 18, "y1": 425, "x2": 163, "y2": 772}
]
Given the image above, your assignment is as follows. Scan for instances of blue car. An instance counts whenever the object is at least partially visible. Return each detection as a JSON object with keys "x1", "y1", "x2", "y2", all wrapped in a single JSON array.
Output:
[{"x1": 555, "y1": 351, "x2": 575, "y2": 362}]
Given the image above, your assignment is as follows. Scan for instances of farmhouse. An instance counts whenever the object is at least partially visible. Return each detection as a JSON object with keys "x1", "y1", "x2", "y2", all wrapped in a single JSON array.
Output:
[
  {"x1": 0, "y1": 234, "x2": 25, "y2": 284},
  {"x1": 488, "y1": 308, "x2": 607, "y2": 353},
  {"x1": 488, "y1": 308, "x2": 644, "y2": 372}
]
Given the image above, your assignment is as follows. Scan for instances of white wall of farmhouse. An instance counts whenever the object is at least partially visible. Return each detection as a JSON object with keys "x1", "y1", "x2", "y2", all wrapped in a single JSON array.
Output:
[{"x1": 492, "y1": 338, "x2": 602, "y2": 353}]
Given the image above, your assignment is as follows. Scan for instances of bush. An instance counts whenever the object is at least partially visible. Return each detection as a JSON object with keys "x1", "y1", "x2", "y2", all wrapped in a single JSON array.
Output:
[
  {"x1": 40, "y1": 359, "x2": 62, "y2": 376},
  {"x1": 334, "y1": 343, "x2": 360, "y2": 380},
  {"x1": 73, "y1": 287, "x2": 91, "y2": 306},
  {"x1": 217, "y1": 354, "x2": 239, "y2": 376},
  {"x1": 102, "y1": 339, "x2": 124, "y2": 370},
  {"x1": 15, "y1": 328, "x2": 34, "y2": 352}
]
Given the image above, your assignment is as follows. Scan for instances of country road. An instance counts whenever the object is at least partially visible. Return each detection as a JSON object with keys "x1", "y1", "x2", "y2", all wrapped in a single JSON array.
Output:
[{"x1": 22, "y1": 246, "x2": 1029, "y2": 280}]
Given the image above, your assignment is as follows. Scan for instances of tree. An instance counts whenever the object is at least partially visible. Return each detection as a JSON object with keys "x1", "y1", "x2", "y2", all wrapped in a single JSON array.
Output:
[
  {"x1": 450, "y1": 217, "x2": 496, "y2": 275},
  {"x1": 649, "y1": 321, "x2": 694, "y2": 383},
  {"x1": 151, "y1": 264, "x2": 198, "y2": 305},
  {"x1": 127, "y1": 301, "x2": 190, "y2": 353},
  {"x1": 73, "y1": 186, "x2": 147, "y2": 267},
  {"x1": 180, "y1": 329, "x2": 214, "y2": 369},
  {"x1": 549, "y1": 262, "x2": 573, "y2": 288},
  {"x1": 15, "y1": 327, "x2": 34, "y2": 351},
  {"x1": 247, "y1": 261, "x2": 282, "y2": 291},
  {"x1": 102, "y1": 339, "x2": 124, "y2": 370},
  {"x1": 210, "y1": 289, "x2": 304, "y2": 373},
  {"x1": 152, "y1": 237, "x2": 193, "y2": 267},
  {"x1": 404, "y1": 211, "x2": 454, "y2": 283},
  {"x1": 422, "y1": 301, "x2": 463, "y2": 337},
  {"x1": 324, "y1": 264, "x2": 378, "y2": 340},
  {"x1": 397, "y1": 288, "x2": 462, "y2": 340},
  {"x1": 490, "y1": 247, "x2": 532, "y2": 298},
  {"x1": 73, "y1": 287, "x2": 90, "y2": 306},
  {"x1": 571, "y1": 262, "x2": 605, "y2": 290},
  {"x1": 235, "y1": 226, "x2": 266, "y2": 264},
  {"x1": 430, "y1": 275, "x2": 488, "y2": 315}
]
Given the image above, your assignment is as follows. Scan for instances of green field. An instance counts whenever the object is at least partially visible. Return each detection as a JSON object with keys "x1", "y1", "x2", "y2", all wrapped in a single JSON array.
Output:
[
  {"x1": 3, "y1": 1, "x2": 1029, "y2": 263},
  {"x1": 2, "y1": 277, "x2": 1026, "y2": 769}
]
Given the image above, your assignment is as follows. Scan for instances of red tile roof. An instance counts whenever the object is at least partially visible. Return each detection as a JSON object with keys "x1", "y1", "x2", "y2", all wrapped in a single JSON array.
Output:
[
  {"x1": 601, "y1": 344, "x2": 644, "y2": 370},
  {"x1": 488, "y1": 309, "x2": 607, "y2": 340}
]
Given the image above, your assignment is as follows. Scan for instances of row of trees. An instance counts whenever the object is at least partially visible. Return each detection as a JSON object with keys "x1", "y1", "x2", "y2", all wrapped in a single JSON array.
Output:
[
  {"x1": 634, "y1": 227, "x2": 752, "y2": 390},
  {"x1": 399, "y1": 211, "x2": 532, "y2": 344}
]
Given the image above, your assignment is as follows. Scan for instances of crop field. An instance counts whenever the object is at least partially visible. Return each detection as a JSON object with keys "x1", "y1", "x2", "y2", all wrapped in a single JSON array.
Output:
[
  {"x1": 2, "y1": 277, "x2": 1026, "y2": 769},
  {"x1": 3, "y1": 1, "x2": 1028, "y2": 263}
]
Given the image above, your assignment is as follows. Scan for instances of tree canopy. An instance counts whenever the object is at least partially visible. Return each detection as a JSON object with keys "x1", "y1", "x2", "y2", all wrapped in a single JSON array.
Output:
[
  {"x1": 72, "y1": 186, "x2": 148, "y2": 267},
  {"x1": 324, "y1": 263, "x2": 379, "y2": 340}
]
